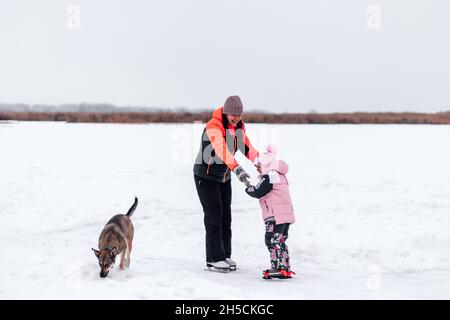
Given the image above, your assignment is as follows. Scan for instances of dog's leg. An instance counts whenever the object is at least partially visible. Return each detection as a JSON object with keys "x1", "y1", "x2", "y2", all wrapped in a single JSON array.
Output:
[
  {"x1": 126, "y1": 241, "x2": 132, "y2": 268},
  {"x1": 119, "y1": 251, "x2": 126, "y2": 270}
]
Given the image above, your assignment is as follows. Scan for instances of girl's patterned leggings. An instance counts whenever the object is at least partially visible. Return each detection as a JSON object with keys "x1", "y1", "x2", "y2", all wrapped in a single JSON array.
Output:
[{"x1": 264, "y1": 218, "x2": 291, "y2": 271}]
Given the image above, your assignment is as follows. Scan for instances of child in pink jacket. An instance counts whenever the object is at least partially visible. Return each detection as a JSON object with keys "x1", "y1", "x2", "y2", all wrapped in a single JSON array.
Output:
[{"x1": 246, "y1": 145, "x2": 295, "y2": 279}]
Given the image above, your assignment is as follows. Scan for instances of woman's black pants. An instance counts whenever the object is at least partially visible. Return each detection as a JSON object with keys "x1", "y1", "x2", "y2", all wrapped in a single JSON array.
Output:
[{"x1": 194, "y1": 175, "x2": 232, "y2": 263}]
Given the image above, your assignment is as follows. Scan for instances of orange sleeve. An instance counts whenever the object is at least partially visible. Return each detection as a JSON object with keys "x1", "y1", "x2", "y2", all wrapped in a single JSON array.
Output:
[{"x1": 205, "y1": 120, "x2": 239, "y2": 171}]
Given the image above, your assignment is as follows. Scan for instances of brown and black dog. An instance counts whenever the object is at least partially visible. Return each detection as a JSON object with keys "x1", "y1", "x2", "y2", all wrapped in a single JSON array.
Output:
[{"x1": 92, "y1": 197, "x2": 138, "y2": 278}]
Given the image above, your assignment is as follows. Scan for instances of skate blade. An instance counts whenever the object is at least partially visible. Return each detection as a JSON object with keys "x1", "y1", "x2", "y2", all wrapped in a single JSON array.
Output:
[
  {"x1": 263, "y1": 275, "x2": 291, "y2": 280},
  {"x1": 262, "y1": 276, "x2": 286, "y2": 280},
  {"x1": 205, "y1": 266, "x2": 230, "y2": 273},
  {"x1": 229, "y1": 266, "x2": 237, "y2": 271}
]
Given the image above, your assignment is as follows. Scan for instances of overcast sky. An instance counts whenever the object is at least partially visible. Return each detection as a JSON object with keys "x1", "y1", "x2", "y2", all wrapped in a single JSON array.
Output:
[{"x1": 1, "y1": 0, "x2": 449, "y2": 113}]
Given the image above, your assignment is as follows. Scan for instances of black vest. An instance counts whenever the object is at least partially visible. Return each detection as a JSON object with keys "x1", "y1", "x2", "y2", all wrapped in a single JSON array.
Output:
[{"x1": 193, "y1": 116, "x2": 249, "y2": 183}]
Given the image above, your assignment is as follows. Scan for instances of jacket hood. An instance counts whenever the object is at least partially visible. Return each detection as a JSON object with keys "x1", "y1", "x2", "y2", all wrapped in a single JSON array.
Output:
[
  {"x1": 212, "y1": 107, "x2": 224, "y2": 121},
  {"x1": 260, "y1": 158, "x2": 289, "y2": 175}
]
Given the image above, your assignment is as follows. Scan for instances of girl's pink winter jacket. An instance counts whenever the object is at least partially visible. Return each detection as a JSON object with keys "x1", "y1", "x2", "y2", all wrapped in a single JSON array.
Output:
[{"x1": 259, "y1": 160, "x2": 295, "y2": 224}]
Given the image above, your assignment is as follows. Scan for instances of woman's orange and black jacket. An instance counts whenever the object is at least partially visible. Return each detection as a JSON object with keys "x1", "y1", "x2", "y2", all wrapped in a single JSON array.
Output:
[{"x1": 193, "y1": 107, "x2": 259, "y2": 183}]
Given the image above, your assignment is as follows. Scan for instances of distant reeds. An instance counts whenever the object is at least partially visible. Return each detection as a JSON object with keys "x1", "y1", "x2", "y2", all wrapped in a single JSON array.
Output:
[{"x1": 1, "y1": 111, "x2": 450, "y2": 124}]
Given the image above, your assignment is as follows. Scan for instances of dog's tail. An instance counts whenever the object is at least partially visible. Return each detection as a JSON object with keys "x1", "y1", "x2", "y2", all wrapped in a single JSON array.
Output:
[{"x1": 126, "y1": 197, "x2": 138, "y2": 218}]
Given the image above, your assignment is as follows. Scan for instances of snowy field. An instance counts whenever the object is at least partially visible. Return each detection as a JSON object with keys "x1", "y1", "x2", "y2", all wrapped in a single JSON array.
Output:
[{"x1": 1, "y1": 121, "x2": 449, "y2": 299}]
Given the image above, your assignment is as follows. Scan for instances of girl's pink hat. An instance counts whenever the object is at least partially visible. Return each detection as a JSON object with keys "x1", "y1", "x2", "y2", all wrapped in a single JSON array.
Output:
[{"x1": 258, "y1": 144, "x2": 279, "y2": 174}]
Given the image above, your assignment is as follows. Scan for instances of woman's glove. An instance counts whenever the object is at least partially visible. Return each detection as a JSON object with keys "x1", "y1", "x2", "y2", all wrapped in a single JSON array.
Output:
[{"x1": 233, "y1": 166, "x2": 251, "y2": 186}]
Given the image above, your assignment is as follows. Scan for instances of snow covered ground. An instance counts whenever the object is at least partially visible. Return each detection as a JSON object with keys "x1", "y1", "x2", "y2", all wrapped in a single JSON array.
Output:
[{"x1": 1, "y1": 121, "x2": 449, "y2": 299}]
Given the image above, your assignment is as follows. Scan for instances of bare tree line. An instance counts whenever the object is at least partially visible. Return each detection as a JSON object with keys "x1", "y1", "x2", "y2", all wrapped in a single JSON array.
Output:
[
  {"x1": 2, "y1": 111, "x2": 450, "y2": 124},
  {"x1": 1, "y1": 103, "x2": 450, "y2": 124}
]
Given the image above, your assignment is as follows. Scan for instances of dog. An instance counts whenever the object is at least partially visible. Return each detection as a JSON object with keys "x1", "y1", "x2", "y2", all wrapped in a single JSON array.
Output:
[{"x1": 92, "y1": 197, "x2": 138, "y2": 278}]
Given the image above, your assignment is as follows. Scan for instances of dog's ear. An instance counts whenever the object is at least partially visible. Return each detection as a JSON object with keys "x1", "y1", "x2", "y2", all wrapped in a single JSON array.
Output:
[
  {"x1": 92, "y1": 248, "x2": 100, "y2": 258},
  {"x1": 110, "y1": 247, "x2": 118, "y2": 259}
]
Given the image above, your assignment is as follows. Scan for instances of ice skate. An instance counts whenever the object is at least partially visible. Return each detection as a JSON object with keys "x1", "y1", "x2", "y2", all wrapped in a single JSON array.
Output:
[
  {"x1": 206, "y1": 260, "x2": 231, "y2": 273},
  {"x1": 262, "y1": 268, "x2": 295, "y2": 279}
]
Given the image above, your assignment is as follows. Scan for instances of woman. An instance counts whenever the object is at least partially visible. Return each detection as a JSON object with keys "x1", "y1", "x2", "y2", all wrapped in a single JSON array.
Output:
[{"x1": 193, "y1": 95, "x2": 259, "y2": 272}]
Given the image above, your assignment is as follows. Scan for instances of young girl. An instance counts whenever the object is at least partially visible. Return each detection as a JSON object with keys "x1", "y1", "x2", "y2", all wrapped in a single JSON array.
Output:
[{"x1": 245, "y1": 145, "x2": 295, "y2": 279}]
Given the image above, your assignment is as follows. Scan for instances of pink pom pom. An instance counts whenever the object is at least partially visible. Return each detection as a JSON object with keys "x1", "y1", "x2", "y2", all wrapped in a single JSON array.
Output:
[{"x1": 265, "y1": 144, "x2": 277, "y2": 156}]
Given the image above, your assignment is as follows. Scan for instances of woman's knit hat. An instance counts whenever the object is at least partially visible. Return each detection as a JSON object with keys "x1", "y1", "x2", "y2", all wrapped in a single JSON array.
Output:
[{"x1": 223, "y1": 95, "x2": 243, "y2": 115}]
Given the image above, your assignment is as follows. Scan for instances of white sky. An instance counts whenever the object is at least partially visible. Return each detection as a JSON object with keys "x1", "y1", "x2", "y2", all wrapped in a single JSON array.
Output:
[{"x1": 1, "y1": 0, "x2": 449, "y2": 112}]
